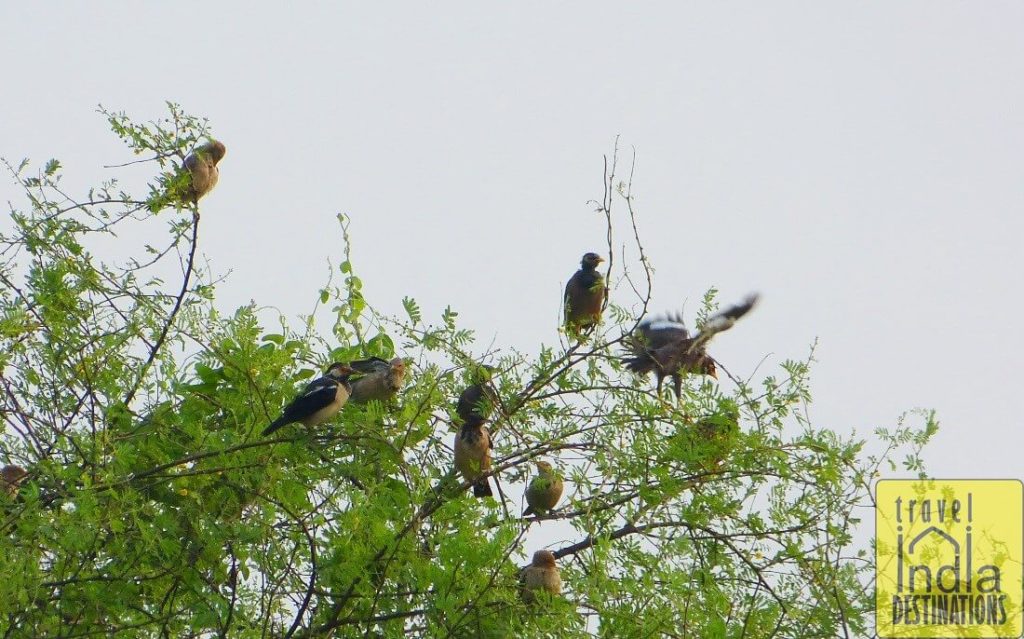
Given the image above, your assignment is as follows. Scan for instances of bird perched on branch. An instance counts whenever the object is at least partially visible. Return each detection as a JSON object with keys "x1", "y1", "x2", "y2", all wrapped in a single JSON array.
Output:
[
  {"x1": 148, "y1": 139, "x2": 227, "y2": 211},
  {"x1": 453, "y1": 365, "x2": 498, "y2": 498},
  {"x1": 1, "y1": 465, "x2": 27, "y2": 499},
  {"x1": 524, "y1": 460, "x2": 563, "y2": 517},
  {"x1": 183, "y1": 139, "x2": 226, "y2": 203},
  {"x1": 456, "y1": 365, "x2": 497, "y2": 427},
  {"x1": 454, "y1": 420, "x2": 493, "y2": 498},
  {"x1": 564, "y1": 252, "x2": 607, "y2": 339},
  {"x1": 625, "y1": 294, "x2": 759, "y2": 400},
  {"x1": 520, "y1": 550, "x2": 562, "y2": 604},
  {"x1": 348, "y1": 357, "x2": 407, "y2": 404},
  {"x1": 262, "y1": 363, "x2": 356, "y2": 436}
]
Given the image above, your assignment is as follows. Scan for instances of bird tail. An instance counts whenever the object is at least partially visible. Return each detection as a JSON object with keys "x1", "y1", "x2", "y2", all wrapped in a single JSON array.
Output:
[
  {"x1": 523, "y1": 505, "x2": 536, "y2": 517},
  {"x1": 473, "y1": 479, "x2": 493, "y2": 498},
  {"x1": 623, "y1": 351, "x2": 656, "y2": 375},
  {"x1": 261, "y1": 416, "x2": 290, "y2": 436}
]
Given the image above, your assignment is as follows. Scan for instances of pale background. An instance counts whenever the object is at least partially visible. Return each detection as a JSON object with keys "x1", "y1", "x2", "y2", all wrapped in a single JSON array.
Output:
[{"x1": 2, "y1": 3, "x2": 1021, "y2": 551}]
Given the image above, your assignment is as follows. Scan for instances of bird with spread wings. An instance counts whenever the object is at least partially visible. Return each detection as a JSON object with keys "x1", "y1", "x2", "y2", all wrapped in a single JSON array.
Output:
[{"x1": 624, "y1": 293, "x2": 760, "y2": 400}]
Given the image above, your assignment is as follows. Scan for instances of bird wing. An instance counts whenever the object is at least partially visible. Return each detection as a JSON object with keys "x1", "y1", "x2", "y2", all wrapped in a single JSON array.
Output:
[
  {"x1": 349, "y1": 357, "x2": 389, "y2": 375},
  {"x1": 638, "y1": 316, "x2": 689, "y2": 350},
  {"x1": 281, "y1": 377, "x2": 340, "y2": 421},
  {"x1": 691, "y1": 293, "x2": 760, "y2": 351},
  {"x1": 562, "y1": 275, "x2": 577, "y2": 323},
  {"x1": 624, "y1": 316, "x2": 690, "y2": 373}
]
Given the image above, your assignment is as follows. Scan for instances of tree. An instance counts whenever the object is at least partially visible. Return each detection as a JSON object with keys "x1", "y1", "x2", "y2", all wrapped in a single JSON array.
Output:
[{"x1": 0, "y1": 105, "x2": 936, "y2": 638}]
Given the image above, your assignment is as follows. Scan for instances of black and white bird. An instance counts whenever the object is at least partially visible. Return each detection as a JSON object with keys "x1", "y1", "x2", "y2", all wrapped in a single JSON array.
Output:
[
  {"x1": 262, "y1": 363, "x2": 357, "y2": 436},
  {"x1": 625, "y1": 294, "x2": 759, "y2": 399}
]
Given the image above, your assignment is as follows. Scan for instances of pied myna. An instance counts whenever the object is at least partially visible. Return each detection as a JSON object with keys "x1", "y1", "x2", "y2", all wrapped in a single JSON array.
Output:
[
  {"x1": 520, "y1": 550, "x2": 562, "y2": 604},
  {"x1": 348, "y1": 357, "x2": 407, "y2": 404},
  {"x1": 523, "y1": 460, "x2": 563, "y2": 517},
  {"x1": 1, "y1": 465, "x2": 27, "y2": 499},
  {"x1": 183, "y1": 139, "x2": 226, "y2": 203},
  {"x1": 625, "y1": 294, "x2": 759, "y2": 400},
  {"x1": 262, "y1": 363, "x2": 356, "y2": 436},
  {"x1": 563, "y1": 252, "x2": 607, "y2": 338}
]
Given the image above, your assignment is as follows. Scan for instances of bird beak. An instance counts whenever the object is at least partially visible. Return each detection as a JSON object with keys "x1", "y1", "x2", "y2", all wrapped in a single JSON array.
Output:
[{"x1": 597, "y1": 256, "x2": 605, "y2": 263}]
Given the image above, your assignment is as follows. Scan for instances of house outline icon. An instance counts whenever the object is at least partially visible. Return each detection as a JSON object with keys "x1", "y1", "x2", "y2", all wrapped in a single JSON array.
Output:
[{"x1": 898, "y1": 525, "x2": 965, "y2": 593}]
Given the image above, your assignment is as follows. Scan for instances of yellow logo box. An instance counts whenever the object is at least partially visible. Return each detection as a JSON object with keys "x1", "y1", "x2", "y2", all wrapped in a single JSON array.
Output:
[{"x1": 876, "y1": 479, "x2": 1023, "y2": 638}]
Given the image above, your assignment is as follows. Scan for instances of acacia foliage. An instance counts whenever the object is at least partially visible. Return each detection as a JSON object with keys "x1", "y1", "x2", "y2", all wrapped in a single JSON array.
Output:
[{"x1": 0, "y1": 106, "x2": 936, "y2": 638}]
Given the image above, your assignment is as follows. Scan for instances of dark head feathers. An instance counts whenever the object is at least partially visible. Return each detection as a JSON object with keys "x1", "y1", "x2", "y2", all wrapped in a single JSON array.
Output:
[
  {"x1": 580, "y1": 252, "x2": 604, "y2": 270},
  {"x1": 198, "y1": 139, "x2": 226, "y2": 164}
]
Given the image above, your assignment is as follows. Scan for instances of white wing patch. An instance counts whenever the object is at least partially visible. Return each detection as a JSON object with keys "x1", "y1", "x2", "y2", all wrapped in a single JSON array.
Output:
[
  {"x1": 301, "y1": 381, "x2": 336, "y2": 398},
  {"x1": 647, "y1": 320, "x2": 687, "y2": 332}
]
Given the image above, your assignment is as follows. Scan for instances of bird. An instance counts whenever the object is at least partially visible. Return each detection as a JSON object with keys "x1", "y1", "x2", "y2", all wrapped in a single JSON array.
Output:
[
  {"x1": 563, "y1": 252, "x2": 608, "y2": 338},
  {"x1": 454, "y1": 421, "x2": 493, "y2": 498},
  {"x1": 1, "y1": 465, "x2": 27, "y2": 499},
  {"x1": 625, "y1": 293, "x2": 759, "y2": 400},
  {"x1": 520, "y1": 550, "x2": 562, "y2": 604},
  {"x1": 453, "y1": 365, "x2": 498, "y2": 498},
  {"x1": 183, "y1": 139, "x2": 226, "y2": 203},
  {"x1": 262, "y1": 363, "x2": 356, "y2": 436},
  {"x1": 348, "y1": 357, "x2": 407, "y2": 404},
  {"x1": 523, "y1": 460, "x2": 563, "y2": 517},
  {"x1": 456, "y1": 365, "x2": 497, "y2": 427}
]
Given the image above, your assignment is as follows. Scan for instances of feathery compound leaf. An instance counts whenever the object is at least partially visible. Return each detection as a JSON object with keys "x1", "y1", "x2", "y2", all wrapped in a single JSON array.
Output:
[{"x1": 403, "y1": 296, "x2": 422, "y2": 324}]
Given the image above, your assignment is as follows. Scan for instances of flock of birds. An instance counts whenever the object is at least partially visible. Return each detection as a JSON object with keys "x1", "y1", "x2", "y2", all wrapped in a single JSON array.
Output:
[{"x1": 1, "y1": 138, "x2": 760, "y2": 605}]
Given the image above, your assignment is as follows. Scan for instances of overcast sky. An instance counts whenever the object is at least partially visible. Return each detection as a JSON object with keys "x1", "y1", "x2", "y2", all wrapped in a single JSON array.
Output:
[{"x1": 3, "y1": 1, "x2": 1022, "y2": 519}]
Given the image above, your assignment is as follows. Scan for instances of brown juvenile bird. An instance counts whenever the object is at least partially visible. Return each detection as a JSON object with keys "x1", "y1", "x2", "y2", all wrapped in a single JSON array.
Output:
[
  {"x1": 1, "y1": 465, "x2": 27, "y2": 499},
  {"x1": 523, "y1": 460, "x2": 563, "y2": 517},
  {"x1": 453, "y1": 365, "x2": 497, "y2": 498},
  {"x1": 625, "y1": 293, "x2": 759, "y2": 400},
  {"x1": 563, "y1": 252, "x2": 607, "y2": 338},
  {"x1": 348, "y1": 357, "x2": 407, "y2": 404},
  {"x1": 454, "y1": 421, "x2": 493, "y2": 498},
  {"x1": 262, "y1": 363, "x2": 356, "y2": 436},
  {"x1": 520, "y1": 550, "x2": 562, "y2": 604},
  {"x1": 183, "y1": 139, "x2": 226, "y2": 203}
]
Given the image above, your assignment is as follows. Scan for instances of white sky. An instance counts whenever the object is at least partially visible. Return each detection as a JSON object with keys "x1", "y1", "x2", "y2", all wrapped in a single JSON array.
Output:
[{"x1": 2, "y1": 2, "x2": 1021, "y2": 497}]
